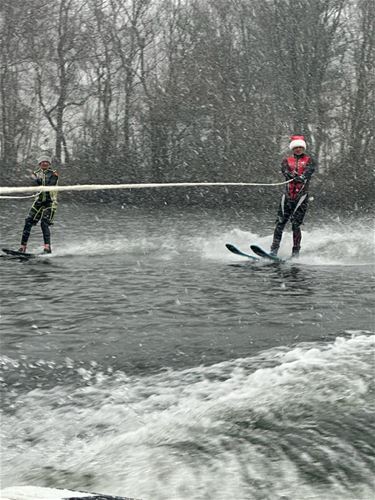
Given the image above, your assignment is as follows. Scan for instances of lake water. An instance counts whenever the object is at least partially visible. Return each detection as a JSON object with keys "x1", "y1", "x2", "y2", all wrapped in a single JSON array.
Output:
[{"x1": 1, "y1": 201, "x2": 374, "y2": 500}]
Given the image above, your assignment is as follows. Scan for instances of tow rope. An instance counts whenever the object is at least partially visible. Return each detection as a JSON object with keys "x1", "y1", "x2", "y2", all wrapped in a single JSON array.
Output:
[
  {"x1": 0, "y1": 180, "x2": 292, "y2": 199},
  {"x1": 0, "y1": 192, "x2": 42, "y2": 199}
]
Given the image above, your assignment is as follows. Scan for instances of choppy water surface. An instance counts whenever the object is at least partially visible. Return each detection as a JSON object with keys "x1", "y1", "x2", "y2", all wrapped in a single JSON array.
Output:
[{"x1": 1, "y1": 203, "x2": 374, "y2": 500}]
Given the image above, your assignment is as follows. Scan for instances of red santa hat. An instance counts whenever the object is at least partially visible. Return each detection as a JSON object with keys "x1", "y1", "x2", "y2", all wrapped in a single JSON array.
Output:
[{"x1": 289, "y1": 135, "x2": 306, "y2": 150}]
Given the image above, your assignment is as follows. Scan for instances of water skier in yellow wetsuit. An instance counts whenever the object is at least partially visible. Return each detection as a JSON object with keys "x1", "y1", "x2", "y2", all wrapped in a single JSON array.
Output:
[{"x1": 18, "y1": 155, "x2": 58, "y2": 254}]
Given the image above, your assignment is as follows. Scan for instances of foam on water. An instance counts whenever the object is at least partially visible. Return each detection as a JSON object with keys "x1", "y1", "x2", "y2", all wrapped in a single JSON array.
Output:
[
  {"x1": 1, "y1": 211, "x2": 373, "y2": 498},
  {"x1": 205, "y1": 221, "x2": 374, "y2": 266},
  {"x1": 1, "y1": 333, "x2": 374, "y2": 500}
]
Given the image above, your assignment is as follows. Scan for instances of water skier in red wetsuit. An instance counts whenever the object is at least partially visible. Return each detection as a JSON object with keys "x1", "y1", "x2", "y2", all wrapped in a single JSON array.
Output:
[{"x1": 270, "y1": 135, "x2": 316, "y2": 258}]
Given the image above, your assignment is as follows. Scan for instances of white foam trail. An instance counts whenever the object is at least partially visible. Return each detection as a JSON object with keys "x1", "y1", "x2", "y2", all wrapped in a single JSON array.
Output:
[
  {"x1": 204, "y1": 221, "x2": 374, "y2": 265},
  {"x1": 1, "y1": 334, "x2": 374, "y2": 499}
]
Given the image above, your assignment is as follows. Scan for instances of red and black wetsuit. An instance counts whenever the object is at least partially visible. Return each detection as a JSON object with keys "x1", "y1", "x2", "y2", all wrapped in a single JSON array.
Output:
[{"x1": 271, "y1": 152, "x2": 316, "y2": 255}]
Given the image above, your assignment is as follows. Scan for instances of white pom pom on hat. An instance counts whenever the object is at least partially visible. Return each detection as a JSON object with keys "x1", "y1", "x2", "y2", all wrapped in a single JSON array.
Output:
[
  {"x1": 289, "y1": 135, "x2": 306, "y2": 150},
  {"x1": 37, "y1": 155, "x2": 52, "y2": 164}
]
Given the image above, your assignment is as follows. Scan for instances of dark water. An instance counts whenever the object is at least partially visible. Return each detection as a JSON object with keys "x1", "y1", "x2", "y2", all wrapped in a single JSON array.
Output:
[{"x1": 1, "y1": 202, "x2": 374, "y2": 499}]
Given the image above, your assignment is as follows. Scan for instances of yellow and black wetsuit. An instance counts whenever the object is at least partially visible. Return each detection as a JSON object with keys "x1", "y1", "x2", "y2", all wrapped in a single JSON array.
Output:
[{"x1": 21, "y1": 168, "x2": 59, "y2": 246}]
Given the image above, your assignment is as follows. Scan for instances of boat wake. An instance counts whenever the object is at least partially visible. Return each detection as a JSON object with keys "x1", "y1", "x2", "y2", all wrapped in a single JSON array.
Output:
[{"x1": 1, "y1": 333, "x2": 374, "y2": 500}]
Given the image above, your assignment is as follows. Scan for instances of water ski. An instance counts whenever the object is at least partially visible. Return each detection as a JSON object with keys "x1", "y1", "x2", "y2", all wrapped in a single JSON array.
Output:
[
  {"x1": 0, "y1": 485, "x2": 138, "y2": 500},
  {"x1": 226, "y1": 243, "x2": 259, "y2": 260},
  {"x1": 1, "y1": 248, "x2": 38, "y2": 259},
  {"x1": 250, "y1": 245, "x2": 285, "y2": 263}
]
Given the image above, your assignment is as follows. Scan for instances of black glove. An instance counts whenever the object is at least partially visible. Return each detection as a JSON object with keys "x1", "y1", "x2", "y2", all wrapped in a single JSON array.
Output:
[
  {"x1": 285, "y1": 172, "x2": 295, "y2": 180},
  {"x1": 33, "y1": 172, "x2": 42, "y2": 185},
  {"x1": 293, "y1": 174, "x2": 306, "y2": 183}
]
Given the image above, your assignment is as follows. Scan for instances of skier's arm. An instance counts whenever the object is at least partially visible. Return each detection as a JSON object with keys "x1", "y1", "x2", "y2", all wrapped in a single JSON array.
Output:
[
  {"x1": 33, "y1": 168, "x2": 43, "y2": 185},
  {"x1": 281, "y1": 158, "x2": 294, "y2": 180},
  {"x1": 295, "y1": 157, "x2": 316, "y2": 183},
  {"x1": 46, "y1": 171, "x2": 59, "y2": 186},
  {"x1": 303, "y1": 157, "x2": 316, "y2": 181}
]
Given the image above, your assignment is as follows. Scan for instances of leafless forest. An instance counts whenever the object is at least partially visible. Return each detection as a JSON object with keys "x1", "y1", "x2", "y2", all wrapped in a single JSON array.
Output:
[{"x1": 0, "y1": 0, "x2": 373, "y2": 208}]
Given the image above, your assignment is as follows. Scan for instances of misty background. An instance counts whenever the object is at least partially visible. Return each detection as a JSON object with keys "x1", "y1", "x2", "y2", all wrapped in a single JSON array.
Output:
[{"x1": 0, "y1": 0, "x2": 373, "y2": 210}]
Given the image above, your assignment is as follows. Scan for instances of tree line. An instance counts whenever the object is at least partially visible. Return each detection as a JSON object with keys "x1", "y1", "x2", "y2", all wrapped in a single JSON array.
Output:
[{"x1": 0, "y1": 0, "x2": 374, "y2": 209}]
